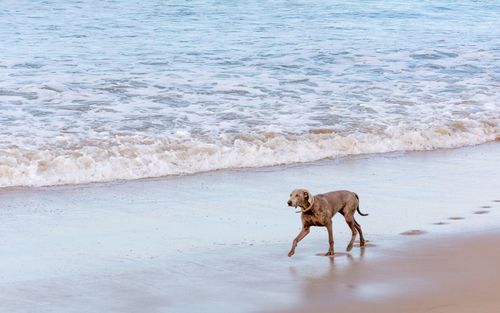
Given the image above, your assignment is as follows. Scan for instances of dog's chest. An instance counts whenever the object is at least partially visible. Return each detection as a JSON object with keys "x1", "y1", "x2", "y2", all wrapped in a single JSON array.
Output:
[{"x1": 302, "y1": 209, "x2": 330, "y2": 226}]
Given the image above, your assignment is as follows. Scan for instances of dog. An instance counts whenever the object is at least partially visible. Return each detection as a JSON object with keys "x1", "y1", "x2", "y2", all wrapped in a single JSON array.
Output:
[{"x1": 287, "y1": 189, "x2": 368, "y2": 257}]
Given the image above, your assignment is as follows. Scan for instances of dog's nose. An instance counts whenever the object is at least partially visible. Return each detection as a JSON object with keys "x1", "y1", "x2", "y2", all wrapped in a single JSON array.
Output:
[{"x1": 287, "y1": 200, "x2": 292, "y2": 206}]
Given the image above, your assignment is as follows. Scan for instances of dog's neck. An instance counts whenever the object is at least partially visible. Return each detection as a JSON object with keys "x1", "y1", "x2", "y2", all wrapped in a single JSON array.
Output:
[{"x1": 297, "y1": 196, "x2": 315, "y2": 214}]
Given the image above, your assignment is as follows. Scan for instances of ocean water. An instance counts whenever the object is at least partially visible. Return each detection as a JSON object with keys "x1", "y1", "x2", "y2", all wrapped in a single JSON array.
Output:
[{"x1": 0, "y1": 0, "x2": 499, "y2": 187}]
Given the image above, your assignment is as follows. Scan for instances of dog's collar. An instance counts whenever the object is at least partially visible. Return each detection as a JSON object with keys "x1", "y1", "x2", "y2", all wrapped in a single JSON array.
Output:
[{"x1": 295, "y1": 197, "x2": 315, "y2": 214}]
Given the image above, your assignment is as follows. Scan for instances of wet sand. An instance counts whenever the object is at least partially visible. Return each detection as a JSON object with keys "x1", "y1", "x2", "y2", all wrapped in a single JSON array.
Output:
[
  {"x1": 272, "y1": 230, "x2": 500, "y2": 313},
  {"x1": 0, "y1": 143, "x2": 499, "y2": 313}
]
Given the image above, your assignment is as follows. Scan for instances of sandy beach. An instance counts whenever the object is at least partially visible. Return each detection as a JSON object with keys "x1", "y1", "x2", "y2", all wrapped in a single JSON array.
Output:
[
  {"x1": 2, "y1": 1, "x2": 499, "y2": 312},
  {"x1": 0, "y1": 143, "x2": 498, "y2": 313}
]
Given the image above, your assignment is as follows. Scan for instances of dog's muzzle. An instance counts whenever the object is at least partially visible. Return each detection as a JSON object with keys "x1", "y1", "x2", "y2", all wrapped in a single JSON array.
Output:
[{"x1": 287, "y1": 200, "x2": 292, "y2": 206}]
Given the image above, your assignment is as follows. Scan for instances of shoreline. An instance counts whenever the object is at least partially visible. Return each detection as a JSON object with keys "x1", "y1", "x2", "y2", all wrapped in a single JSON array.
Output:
[
  {"x1": 1, "y1": 132, "x2": 498, "y2": 189},
  {"x1": 0, "y1": 142, "x2": 499, "y2": 313},
  {"x1": 1, "y1": 140, "x2": 498, "y2": 193}
]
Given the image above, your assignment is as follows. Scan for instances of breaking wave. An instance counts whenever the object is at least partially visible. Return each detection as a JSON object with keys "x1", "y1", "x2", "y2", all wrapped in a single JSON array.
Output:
[{"x1": 0, "y1": 118, "x2": 497, "y2": 187}]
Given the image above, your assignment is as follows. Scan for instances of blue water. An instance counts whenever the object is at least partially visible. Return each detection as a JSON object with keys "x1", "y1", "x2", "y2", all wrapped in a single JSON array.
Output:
[{"x1": 0, "y1": 0, "x2": 499, "y2": 187}]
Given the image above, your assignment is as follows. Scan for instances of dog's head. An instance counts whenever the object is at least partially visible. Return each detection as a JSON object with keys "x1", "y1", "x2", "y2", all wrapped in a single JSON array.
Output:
[{"x1": 287, "y1": 189, "x2": 312, "y2": 209}]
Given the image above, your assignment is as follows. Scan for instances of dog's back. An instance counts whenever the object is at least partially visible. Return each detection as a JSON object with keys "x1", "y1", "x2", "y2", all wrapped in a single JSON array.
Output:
[{"x1": 319, "y1": 190, "x2": 358, "y2": 215}]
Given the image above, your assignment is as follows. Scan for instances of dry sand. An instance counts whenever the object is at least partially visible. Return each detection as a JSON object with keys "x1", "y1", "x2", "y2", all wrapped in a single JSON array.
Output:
[{"x1": 0, "y1": 143, "x2": 499, "y2": 313}]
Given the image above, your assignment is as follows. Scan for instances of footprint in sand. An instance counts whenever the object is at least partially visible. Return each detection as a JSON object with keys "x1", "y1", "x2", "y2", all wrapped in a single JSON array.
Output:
[
  {"x1": 432, "y1": 222, "x2": 449, "y2": 225},
  {"x1": 480, "y1": 205, "x2": 492, "y2": 209},
  {"x1": 474, "y1": 210, "x2": 490, "y2": 215},
  {"x1": 493, "y1": 200, "x2": 500, "y2": 203},
  {"x1": 448, "y1": 217, "x2": 465, "y2": 220},
  {"x1": 400, "y1": 229, "x2": 427, "y2": 236}
]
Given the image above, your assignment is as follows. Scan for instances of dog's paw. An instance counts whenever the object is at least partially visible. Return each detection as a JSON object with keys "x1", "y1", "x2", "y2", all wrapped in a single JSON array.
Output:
[
  {"x1": 288, "y1": 250, "x2": 295, "y2": 257},
  {"x1": 324, "y1": 251, "x2": 334, "y2": 256},
  {"x1": 346, "y1": 244, "x2": 353, "y2": 252}
]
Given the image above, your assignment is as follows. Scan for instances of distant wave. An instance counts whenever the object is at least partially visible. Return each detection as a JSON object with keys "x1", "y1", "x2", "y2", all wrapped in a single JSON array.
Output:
[{"x1": 0, "y1": 118, "x2": 497, "y2": 188}]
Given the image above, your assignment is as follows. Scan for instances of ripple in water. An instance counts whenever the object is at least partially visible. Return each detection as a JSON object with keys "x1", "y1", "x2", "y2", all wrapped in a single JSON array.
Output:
[{"x1": 0, "y1": 1, "x2": 499, "y2": 187}]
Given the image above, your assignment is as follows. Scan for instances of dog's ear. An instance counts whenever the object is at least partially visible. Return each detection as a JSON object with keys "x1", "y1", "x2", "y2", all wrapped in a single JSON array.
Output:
[{"x1": 303, "y1": 190, "x2": 312, "y2": 205}]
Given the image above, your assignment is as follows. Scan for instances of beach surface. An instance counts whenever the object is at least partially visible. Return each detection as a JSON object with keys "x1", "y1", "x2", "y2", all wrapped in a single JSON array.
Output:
[
  {"x1": 1, "y1": 143, "x2": 499, "y2": 313},
  {"x1": 273, "y1": 230, "x2": 500, "y2": 313}
]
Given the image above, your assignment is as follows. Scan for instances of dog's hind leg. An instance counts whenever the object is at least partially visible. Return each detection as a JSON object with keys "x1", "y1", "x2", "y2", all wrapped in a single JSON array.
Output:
[
  {"x1": 354, "y1": 218, "x2": 365, "y2": 247},
  {"x1": 345, "y1": 215, "x2": 358, "y2": 252}
]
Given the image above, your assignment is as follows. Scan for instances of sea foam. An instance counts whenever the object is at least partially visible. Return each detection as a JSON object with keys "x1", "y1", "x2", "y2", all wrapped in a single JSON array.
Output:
[{"x1": 0, "y1": 118, "x2": 497, "y2": 187}]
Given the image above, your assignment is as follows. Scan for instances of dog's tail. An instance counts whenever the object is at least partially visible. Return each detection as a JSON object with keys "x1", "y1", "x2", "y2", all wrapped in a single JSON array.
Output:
[{"x1": 354, "y1": 192, "x2": 369, "y2": 216}]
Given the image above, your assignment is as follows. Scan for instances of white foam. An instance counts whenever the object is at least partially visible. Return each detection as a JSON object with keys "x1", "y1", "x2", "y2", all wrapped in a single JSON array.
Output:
[{"x1": 0, "y1": 118, "x2": 497, "y2": 188}]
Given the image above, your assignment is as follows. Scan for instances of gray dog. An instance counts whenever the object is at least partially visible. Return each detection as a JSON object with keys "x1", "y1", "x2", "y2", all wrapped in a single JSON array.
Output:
[{"x1": 287, "y1": 189, "x2": 368, "y2": 257}]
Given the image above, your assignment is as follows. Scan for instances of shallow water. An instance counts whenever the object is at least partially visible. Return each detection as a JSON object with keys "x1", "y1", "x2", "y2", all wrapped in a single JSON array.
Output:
[{"x1": 1, "y1": 0, "x2": 499, "y2": 187}]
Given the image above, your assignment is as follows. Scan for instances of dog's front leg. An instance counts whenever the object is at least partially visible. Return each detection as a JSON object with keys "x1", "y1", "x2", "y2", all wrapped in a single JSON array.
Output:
[
  {"x1": 325, "y1": 222, "x2": 334, "y2": 256},
  {"x1": 288, "y1": 226, "x2": 310, "y2": 257}
]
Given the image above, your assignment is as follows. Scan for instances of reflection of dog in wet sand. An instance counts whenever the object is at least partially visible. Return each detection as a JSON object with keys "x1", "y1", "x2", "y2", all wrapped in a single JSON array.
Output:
[{"x1": 287, "y1": 189, "x2": 368, "y2": 257}]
